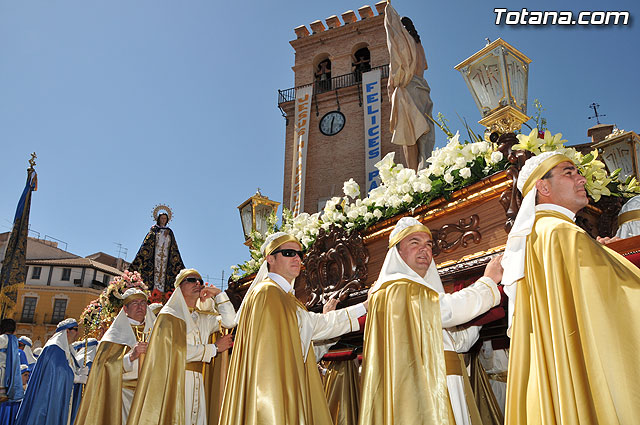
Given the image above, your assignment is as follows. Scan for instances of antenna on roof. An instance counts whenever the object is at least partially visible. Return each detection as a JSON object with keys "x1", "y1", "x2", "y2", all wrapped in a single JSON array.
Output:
[{"x1": 113, "y1": 242, "x2": 128, "y2": 260}]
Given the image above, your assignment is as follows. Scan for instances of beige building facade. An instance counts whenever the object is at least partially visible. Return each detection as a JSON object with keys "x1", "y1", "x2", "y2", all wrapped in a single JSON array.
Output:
[{"x1": 0, "y1": 233, "x2": 124, "y2": 347}]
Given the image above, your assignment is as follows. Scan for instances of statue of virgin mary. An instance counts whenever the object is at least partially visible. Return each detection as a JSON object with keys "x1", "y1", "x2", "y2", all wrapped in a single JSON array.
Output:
[{"x1": 130, "y1": 205, "x2": 185, "y2": 292}]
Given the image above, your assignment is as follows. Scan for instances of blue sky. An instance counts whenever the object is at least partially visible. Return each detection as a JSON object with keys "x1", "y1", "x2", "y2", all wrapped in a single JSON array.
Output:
[{"x1": 1, "y1": 0, "x2": 638, "y2": 288}]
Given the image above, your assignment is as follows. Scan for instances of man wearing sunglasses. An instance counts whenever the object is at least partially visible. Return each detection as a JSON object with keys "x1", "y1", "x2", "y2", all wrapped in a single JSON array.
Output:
[
  {"x1": 127, "y1": 268, "x2": 235, "y2": 425},
  {"x1": 219, "y1": 232, "x2": 368, "y2": 425},
  {"x1": 15, "y1": 318, "x2": 89, "y2": 425}
]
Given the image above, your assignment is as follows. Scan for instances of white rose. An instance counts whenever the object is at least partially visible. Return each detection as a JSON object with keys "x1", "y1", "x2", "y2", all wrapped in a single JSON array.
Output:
[
  {"x1": 444, "y1": 172, "x2": 454, "y2": 184},
  {"x1": 389, "y1": 195, "x2": 403, "y2": 208},
  {"x1": 347, "y1": 209, "x2": 359, "y2": 220},
  {"x1": 343, "y1": 178, "x2": 360, "y2": 199},
  {"x1": 373, "y1": 209, "x2": 383, "y2": 219},
  {"x1": 364, "y1": 212, "x2": 374, "y2": 221},
  {"x1": 490, "y1": 151, "x2": 503, "y2": 163},
  {"x1": 402, "y1": 193, "x2": 413, "y2": 203},
  {"x1": 460, "y1": 167, "x2": 471, "y2": 179},
  {"x1": 454, "y1": 156, "x2": 468, "y2": 169}
]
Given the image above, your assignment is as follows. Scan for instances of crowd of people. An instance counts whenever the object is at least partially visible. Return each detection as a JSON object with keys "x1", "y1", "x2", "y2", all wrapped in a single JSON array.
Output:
[{"x1": 1, "y1": 152, "x2": 640, "y2": 424}]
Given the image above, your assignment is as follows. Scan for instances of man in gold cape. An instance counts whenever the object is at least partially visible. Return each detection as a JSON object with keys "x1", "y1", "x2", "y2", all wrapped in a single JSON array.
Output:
[
  {"x1": 126, "y1": 268, "x2": 235, "y2": 425},
  {"x1": 359, "y1": 217, "x2": 503, "y2": 425},
  {"x1": 75, "y1": 288, "x2": 156, "y2": 425},
  {"x1": 501, "y1": 151, "x2": 640, "y2": 424},
  {"x1": 218, "y1": 232, "x2": 368, "y2": 425}
]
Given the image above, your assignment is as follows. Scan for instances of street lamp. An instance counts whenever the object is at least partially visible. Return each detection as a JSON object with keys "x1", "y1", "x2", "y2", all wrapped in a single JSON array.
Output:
[
  {"x1": 237, "y1": 189, "x2": 280, "y2": 247},
  {"x1": 454, "y1": 38, "x2": 532, "y2": 134},
  {"x1": 594, "y1": 130, "x2": 640, "y2": 181}
]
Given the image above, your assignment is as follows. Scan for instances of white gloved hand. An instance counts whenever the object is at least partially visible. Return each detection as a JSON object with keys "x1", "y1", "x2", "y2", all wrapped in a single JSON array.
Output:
[
  {"x1": 74, "y1": 373, "x2": 88, "y2": 384},
  {"x1": 74, "y1": 366, "x2": 89, "y2": 384}
]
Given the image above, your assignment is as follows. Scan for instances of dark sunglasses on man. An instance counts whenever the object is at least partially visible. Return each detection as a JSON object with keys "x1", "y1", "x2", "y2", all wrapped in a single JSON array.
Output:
[
  {"x1": 271, "y1": 248, "x2": 304, "y2": 260},
  {"x1": 184, "y1": 277, "x2": 204, "y2": 285}
]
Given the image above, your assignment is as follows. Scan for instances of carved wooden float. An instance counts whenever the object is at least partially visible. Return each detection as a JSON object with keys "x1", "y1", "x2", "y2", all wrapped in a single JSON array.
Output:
[{"x1": 227, "y1": 134, "x2": 625, "y2": 344}]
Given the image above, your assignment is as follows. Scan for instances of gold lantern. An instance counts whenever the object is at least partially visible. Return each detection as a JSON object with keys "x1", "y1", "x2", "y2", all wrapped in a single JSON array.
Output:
[
  {"x1": 455, "y1": 38, "x2": 531, "y2": 134},
  {"x1": 238, "y1": 190, "x2": 280, "y2": 247}
]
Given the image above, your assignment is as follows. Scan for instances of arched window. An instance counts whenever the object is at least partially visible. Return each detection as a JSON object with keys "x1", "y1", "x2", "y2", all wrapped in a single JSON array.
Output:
[
  {"x1": 352, "y1": 47, "x2": 371, "y2": 82},
  {"x1": 314, "y1": 58, "x2": 332, "y2": 93}
]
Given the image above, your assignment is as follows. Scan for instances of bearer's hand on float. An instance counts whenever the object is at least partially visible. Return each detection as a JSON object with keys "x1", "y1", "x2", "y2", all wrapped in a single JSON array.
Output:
[
  {"x1": 323, "y1": 297, "x2": 339, "y2": 314},
  {"x1": 200, "y1": 286, "x2": 222, "y2": 302},
  {"x1": 215, "y1": 334, "x2": 233, "y2": 353},
  {"x1": 596, "y1": 236, "x2": 622, "y2": 245},
  {"x1": 483, "y1": 254, "x2": 504, "y2": 284},
  {"x1": 130, "y1": 342, "x2": 148, "y2": 361}
]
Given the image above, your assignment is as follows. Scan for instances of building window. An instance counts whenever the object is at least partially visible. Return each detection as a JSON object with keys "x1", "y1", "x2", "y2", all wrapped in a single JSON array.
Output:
[
  {"x1": 61, "y1": 268, "x2": 71, "y2": 281},
  {"x1": 20, "y1": 297, "x2": 37, "y2": 323},
  {"x1": 314, "y1": 59, "x2": 332, "y2": 93},
  {"x1": 103, "y1": 274, "x2": 111, "y2": 286},
  {"x1": 51, "y1": 299, "x2": 68, "y2": 323},
  {"x1": 31, "y1": 267, "x2": 42, "y2": 280},
  {"x1": 352, "y1": 47, "x2": 371, "y2": 82}
]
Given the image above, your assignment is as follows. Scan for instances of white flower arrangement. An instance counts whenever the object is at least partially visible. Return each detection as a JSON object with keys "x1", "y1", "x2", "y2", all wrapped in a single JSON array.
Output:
[
  {"x1": 231, "y1": 131, "x2": 506, "y2": 281},
  {"x1": 513, "y1": 128, "x2": 640, "y2": 202},
  {"x1": 230, "y1": 128, "x2": 640, "y2": 281}
]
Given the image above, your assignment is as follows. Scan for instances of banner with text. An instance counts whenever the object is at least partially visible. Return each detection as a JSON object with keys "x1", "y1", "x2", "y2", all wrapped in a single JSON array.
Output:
[
  {"x1": 289, "y1": 84, "x2": 313, "y2": 216},
  {"x1": 362, "y1": 69, "x2": 382, "y2": 192}
]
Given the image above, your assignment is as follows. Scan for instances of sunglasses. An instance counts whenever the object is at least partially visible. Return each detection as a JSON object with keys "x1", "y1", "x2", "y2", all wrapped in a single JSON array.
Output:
[
  {"x1": 184, "y1": 277, "x2": 204, "y2": 285},
  {"x1": 272, "y1": 249, "x2": 304, "y2": 260}
]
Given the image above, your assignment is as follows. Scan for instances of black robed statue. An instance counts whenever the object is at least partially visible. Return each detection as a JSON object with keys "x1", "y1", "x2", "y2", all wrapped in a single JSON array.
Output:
[{"x1": 130, "y1": 205, "x2": 185, "y2": 293}]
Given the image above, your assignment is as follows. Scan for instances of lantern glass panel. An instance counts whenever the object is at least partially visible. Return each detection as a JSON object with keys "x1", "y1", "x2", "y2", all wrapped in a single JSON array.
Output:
[
  {"x1": 467, "y1": 52, "x2": 505, "y2": 116},
  {"x1": 254, "y1": 204, "x2": 273, "y2": 236},
  {"x1": 504, "y1": 52, "x2": 528, "y2": 113},
  {"x1": 601, "y1": 140, "x2": 634, "y2": 180},
  {"x1": 240, "y1": 203, "x2": 253, "y2": 239}
]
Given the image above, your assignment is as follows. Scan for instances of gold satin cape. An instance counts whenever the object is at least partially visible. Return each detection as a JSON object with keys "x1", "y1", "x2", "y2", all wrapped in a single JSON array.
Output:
[
  {"x1": 218, "y1": 279, "x2": 333, "y2": 425},
  {"x1": 125, "y1": 313, "x2": 187, "y2": 425},
  {"x1": 506, "y1": 210, "x2": 640, "y2": 424},
  {"x1": 74, "y1": 341, "x2": 129, "y2": 425},
  {"x1": 323, "y1": 359, "x2": 360, "y2": 425},
  {"x1": 359, "y1": 279, "x2": 452, "y2": 425}
]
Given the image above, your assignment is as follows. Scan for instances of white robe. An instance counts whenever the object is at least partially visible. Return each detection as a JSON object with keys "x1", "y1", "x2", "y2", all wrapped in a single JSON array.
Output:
[
  {"x1": 267, "y1": 272, "x2": 366, "y2": 363},
  {"x1": 439, "y1": 277, "x2": 498, "y2": 425},
  {"x1": 479, "y1": 341, "x2": 508, "y2": 415},
  {"x1": 184, "y1": 291, "x2": 236, "y2": 425}
]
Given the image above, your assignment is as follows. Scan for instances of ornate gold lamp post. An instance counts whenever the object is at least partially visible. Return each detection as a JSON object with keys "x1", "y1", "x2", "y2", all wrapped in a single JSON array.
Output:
[
  {"x1": 237, "y1": 189, "x2": 280, "y2": 247},
  {"x1": 455, "y1": 38, "x2": 532, "y2": 134}
]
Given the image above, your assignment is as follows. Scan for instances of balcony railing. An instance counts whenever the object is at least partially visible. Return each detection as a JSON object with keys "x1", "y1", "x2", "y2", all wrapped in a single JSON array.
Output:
[{"x1": 277, "y1": 64, "x2": 389, "y2": 105}]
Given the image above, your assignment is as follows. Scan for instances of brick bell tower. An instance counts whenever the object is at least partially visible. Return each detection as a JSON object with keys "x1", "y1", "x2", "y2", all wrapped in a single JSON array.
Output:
[{"x1": 278, "y1": 2, "x2": 404, "y2": 214}]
